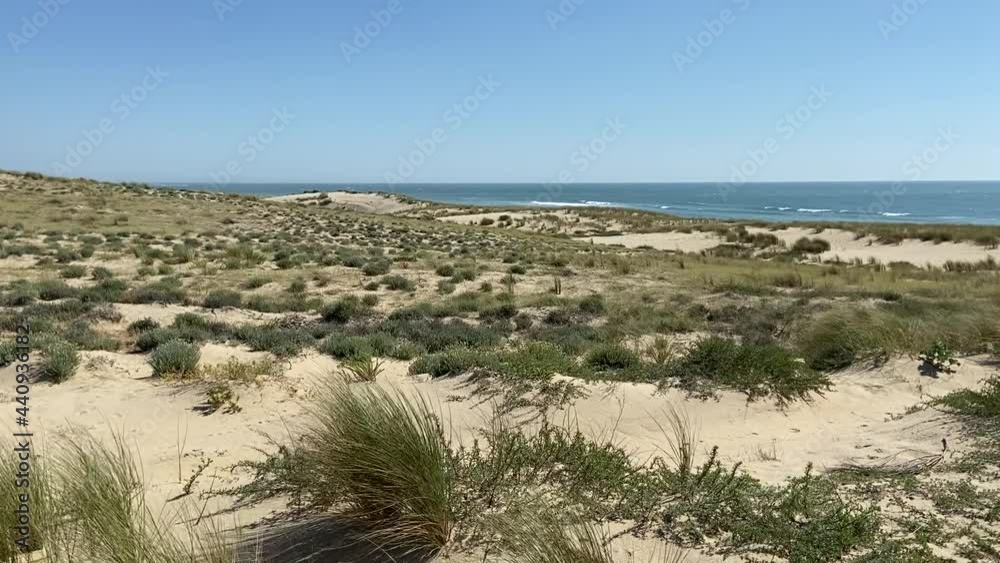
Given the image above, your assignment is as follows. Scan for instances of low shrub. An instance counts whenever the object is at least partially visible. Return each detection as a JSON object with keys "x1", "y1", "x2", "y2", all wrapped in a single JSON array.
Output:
[
  {"x1": 585, "y1": 342, "x2": 641, "y2": 371},
  {"x1": 203, "y1": 289, "x2": 242, "y2": 309},
  {"x1": 382, "y1": 274, "x2": 416, "y2": 291},
  {"x1": 669, "y1": 337, "x2": 829, "y2": 405},
  {"x1": 41, "y1": 341, "x2": 80, "y2": 382},
  {"x1": 791, "y1": 237, "x2": 831, "y2": 254},
  {"x1": 299, "y1": 383, "x2": 454, "y2": 551},
  {"x1": 320, "y1": 295, "x2": 363, "y2": 323},
  {"x1": 148, "y1": 340, "x2": 200, "y2": 378}
]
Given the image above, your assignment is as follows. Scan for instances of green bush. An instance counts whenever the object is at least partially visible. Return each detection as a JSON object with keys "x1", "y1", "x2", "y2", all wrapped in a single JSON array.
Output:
[
  {"x1": 578, "y1": 294, "x2": 606, "y2": 315},
  {"x1": 125, "y1": 278, "x2": 187, "y2": 304},
  {"x1": 437, "y1": 280, "x2": 457, "y2": 295},
  {"x1": 91, "y1": 266, "x2": 115, "y2": 281},
  {"x1": 382, "y1": 274, "x2": 416, "y2": 291},
  {"x1": 320, "y1": 295, "x2": 363, "y2": 323},
  {"x1": 203, "y1": 289, "x2": 242, "y2": 309},
  {"x1": 791, "y1": 237, "x2": 831, "y2": 254},
  {"x1": 585, "y1": 342, "x2": 641, "y2": 371},
  {"x1": 299, "y1": 383, "x2": 454, "y2": 550},
  {"x1": 319, "y1": 335, "x2": 373, "y2": 360},
  {"x1": 435, "y1": 264, "x2": 456, "y2": 277},
  {"x1": 362, "y1": 259, "x2": 392, "y2": 276},
  {"x1": 148, "y1": 340, "x2": 200, "y2": 378},
  {"x1": 670, "y1": 337, "x2": 829, "y2": 405},
  {"x1": 80, "y1": 279, "x2": 128, "y2": 303},
  {"x1": 127, "y1": 318, "x2": 160, "y2": 335},
  {"x1": 60, "y1": 265, "x2": 87, "y2": 279},
  {"x1": 37, "y1": 280, "x2": 79, "y2": 301},
  {"x1": 41, "y1": 341, "x2": 80, "y2": 382}
]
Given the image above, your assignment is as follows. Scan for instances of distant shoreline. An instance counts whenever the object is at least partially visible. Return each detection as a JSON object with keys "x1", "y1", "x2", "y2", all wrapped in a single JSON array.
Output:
[{"x1": 156, "y1": 180, "x2": 1000, "y2": 227}]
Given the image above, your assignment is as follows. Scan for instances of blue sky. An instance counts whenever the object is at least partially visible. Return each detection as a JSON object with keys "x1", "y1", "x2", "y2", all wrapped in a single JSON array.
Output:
[{"x1": 2, "y1": 0, "x2": 998, "y2": 184}]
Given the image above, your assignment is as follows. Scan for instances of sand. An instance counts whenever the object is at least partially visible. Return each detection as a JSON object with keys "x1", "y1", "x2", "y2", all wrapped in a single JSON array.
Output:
[
  {"x1": 580, "y1": 227, "x2": 1000, "y2": 267},
  {"x1": 270, "y1": 191, "x2": 415, "y2": 214},
  {"x1": 5, "y1": 317, "x2": 993, "y2": 561}
]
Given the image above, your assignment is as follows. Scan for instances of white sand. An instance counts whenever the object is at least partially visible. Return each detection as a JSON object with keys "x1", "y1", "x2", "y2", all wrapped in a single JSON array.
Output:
[
  {"x1": 270, "y1": 191, "x2": 415, "y2": 214},
  {"x1": 581, "y1": 227, "x2": 1000, "y2": 267},
  {"x1": 5, "y1": 327, "x2": 993, "y2": 561}
]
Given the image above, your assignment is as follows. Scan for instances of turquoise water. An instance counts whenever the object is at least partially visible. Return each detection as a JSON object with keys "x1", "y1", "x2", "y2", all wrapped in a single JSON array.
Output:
[{"x1": 163, "y1": 181, "x2": 1000, "y2": 225}]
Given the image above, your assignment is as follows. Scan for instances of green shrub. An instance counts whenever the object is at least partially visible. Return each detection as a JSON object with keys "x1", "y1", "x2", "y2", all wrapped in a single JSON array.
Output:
[
  {"x1": 320, "y1": 295, "x2": 363, "y2": 323},
  {"x1": 126, "y1": 278, "x2": 187, "y2": 304},
  {"x1": 135, "y1": 328, "x2": 181, "y2": 352},
  {"x1": 60, "y1": 265, "x2": 87, "y2": 279},
  {"x1": 578, "y1": 294, "x2": 606, "y2": 315},
  {"x1": 203, "y1": 289, "x2": 242, "y2": 309},
  {"x1": 240, "y1": 275, "x2": 271, "y2": 289},
  {"x1": 91, "y1": 266, "x2": 115, "y2": 281},
  {"x1": 480, "y1": 302, "x2": 518, "y2": 321},
  {"x1": 236, "y1": 325, "x2": 312, "y2": 357},
  {"x1": 435, "y1": 264, "x2": 456, "y2": 277},
  {"x1": 127, "y1": 317, "x2": 160, "y2": 335},
  {"x1": 362, "y1": 259, "x2": 392, "y2": 276},
  {"x1": 41, "y1": 341, "x2": 80, "y2": 382},
  {"x1": 80, "y1": 279, "x2": 128, "y2": 303},
  {"x1": 585, "y1": 342, "x2": 641, "y2": 371},
  {"x1": 148, "y1": 340, "x2": 200, "y2": 378},
  {"x1": 361, "y1": 293, "x2": 379, "y2": 307},
  {"x1": 670, "y1": 337, "x2": 829, "y2": 405},
  {"x1": 37, "y1": 280, "x2": 78, "y2": 301},
  {"x1": 62, "y1": 321, "x2": 120, "y2": 351},
  {"x1": 382, "y1": 274, "x2": 416, "y2": 291},
  {"x1": 298, "y1": 383, "x2": 454, "y2": 550},
  {"x1": 437, "y1": 280, "x2": 457, "y2": 295},
  {"x1": 791, "y1": 237, "x2": 831, "y2": 254},
  {"x1": 319, "y1": 335, "x2": 372, "y2": 360},
  {"x1": 409, "y1": 347, "x2": 481, "y2": 377}
]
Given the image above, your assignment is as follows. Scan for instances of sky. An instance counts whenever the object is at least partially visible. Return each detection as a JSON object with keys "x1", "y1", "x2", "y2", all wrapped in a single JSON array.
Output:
[{"x1": 2, "y1": 0, "x2": 999, "y2": 184}]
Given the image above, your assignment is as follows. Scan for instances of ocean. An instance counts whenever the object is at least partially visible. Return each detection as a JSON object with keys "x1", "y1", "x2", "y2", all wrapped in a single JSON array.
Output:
[{"x1": 162, "y1": 181, "x2": 1000, "y2": 226}]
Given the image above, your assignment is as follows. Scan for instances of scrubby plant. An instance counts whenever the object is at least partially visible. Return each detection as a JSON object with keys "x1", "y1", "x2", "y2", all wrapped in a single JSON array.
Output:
[
  {"x1": 585, "y1": 342, "x2": 640, "y2": 371},
  {"x1": 321, "y1": 295, "x2": 364, "y2": 323},
  {"x1": 202, "y1": 288, "x2": 242, "y2": 309},
  {"x1": 918, "y1": 340, "x2": 960, "y2": 373},
  {"x1": 59, "y1": 265, "x2": 87, "y2": 279},
  {"x1": 382, "y1": 274, "x2": 416, "y2": 291},
  {"x1": 41, "y1": 341, "x2": 80, "y2": 382},
  {"x1": 791, "y1": 237, "x2": 831, "y2": 254},
  {"x1": 148, "y1": 340, "x2": 200, "y2": 378},
  {"x1": 669, "y1": 337, "x2": 829, "y2": 405},
  {"x1": 578, "y1": 294, "x2": 606, "y2": 315},
  {"x1": 127, "y1": 317, "x2": 160, "y2": 335},
  {"x1": 299, "y1": 383, "x2": 455, "y2": 551},
  {"x1": 319, "y1": 334, "x2": 372, "y2": 360},
  {"x1": 338, "y1": 356, "x2": 386, "y2": 382},
  {"x1": 362, "y1": 259, "x2": 392, "y2": 276}
]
